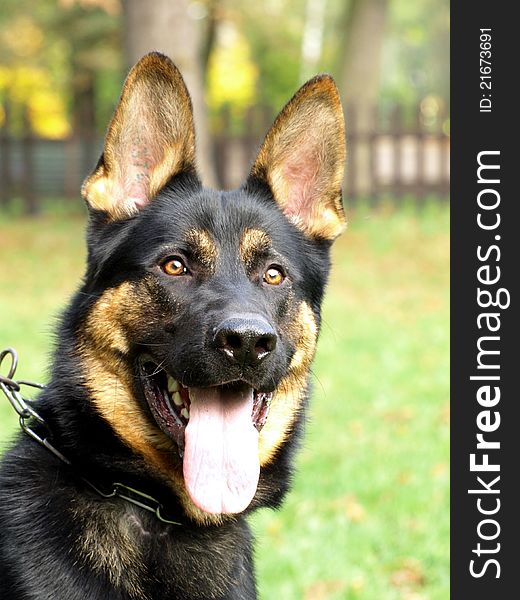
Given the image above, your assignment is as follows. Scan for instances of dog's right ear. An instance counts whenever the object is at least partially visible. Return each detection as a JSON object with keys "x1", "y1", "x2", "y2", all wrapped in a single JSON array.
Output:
[{"x1": 82, "y1": 52, "x2": 197, "y2": 220}]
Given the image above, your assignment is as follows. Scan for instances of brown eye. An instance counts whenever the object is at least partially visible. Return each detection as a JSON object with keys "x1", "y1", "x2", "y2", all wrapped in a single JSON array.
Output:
[
  {"x1": 161, "y1": 257, "x2": 188, "y2": 276},
  {"x1": 263, "y1": 266, "x2": 285, "y2": 286}
]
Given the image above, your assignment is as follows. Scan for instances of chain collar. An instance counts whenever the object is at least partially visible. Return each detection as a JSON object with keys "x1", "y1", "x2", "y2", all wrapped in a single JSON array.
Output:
[{"x1": 0, "y1": 347, "x2": 182, "y2": 526}]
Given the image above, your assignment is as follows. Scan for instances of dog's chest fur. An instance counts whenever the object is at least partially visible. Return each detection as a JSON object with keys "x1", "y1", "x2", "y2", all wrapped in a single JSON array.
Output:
[{"x1": 75, "y1": 502, "x2": 251, "y2": 599}]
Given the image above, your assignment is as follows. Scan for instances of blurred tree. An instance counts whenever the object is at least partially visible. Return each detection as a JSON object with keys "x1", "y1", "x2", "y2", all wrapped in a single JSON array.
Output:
[
  {"x1": 201, "y1": 0, "x2": 219, "y2": 83},
  {"x1": 235, "y1": 0, "x2": 305, "y2": 117},
  {"x1": 206, "y1": 21, "x2": 258, "y2": 130},
  {"x1": 339, "y1": 0, "x2": 389, "y2": 117},
  {"x1": 123, "y1": 0, "x2": 217, "y2": 186},
  {"x1": 50, "y1": 1, "x2": 121, "y2": 178},
  {"x1": 299, "y1": 0, "x2": 326, "y2": 83},
  {"x1": 0, "y1": 2, "x2": 69, "y2": 137},
  {"x1": 380, "y1": 0, "x2": 449, "y2": 110},
  {"x1": 54, "y1": 3, "x2": 120, "y2": 135},
  {"x1": 0, "y1": 0, "x2": 450, "y2": 148},
  {"x1": 337, "y1": 0, "x2": 389, "y2": 195},
  {"x1": 0, "y1": 0, "x2": 122, "y2": 139}
]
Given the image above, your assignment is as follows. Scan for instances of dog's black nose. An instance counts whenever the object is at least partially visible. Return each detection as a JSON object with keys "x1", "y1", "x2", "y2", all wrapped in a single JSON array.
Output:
[{"x1": 213, "y1": 315, "x2": 277, "y2": 367}]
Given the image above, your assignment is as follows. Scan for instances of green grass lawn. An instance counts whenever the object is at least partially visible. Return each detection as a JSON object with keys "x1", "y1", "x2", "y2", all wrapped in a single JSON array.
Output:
[{"x1": 0, "y1": 199, "x2": 449, "y2": 599}]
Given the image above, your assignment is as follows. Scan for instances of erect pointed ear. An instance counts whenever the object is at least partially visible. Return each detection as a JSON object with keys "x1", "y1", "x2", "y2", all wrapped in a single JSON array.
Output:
[
  {"x1": 82, "y1": 52, "x2": 197, "y2": 220},
  {"x1": 249, "y1": 75, "x2": 346, "y2": 240}
]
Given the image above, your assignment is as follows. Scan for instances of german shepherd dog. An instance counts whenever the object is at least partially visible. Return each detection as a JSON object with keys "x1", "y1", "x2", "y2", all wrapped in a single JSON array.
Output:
[{"x1": 0, "y1": 53, "x2": 346, "y2": 599}]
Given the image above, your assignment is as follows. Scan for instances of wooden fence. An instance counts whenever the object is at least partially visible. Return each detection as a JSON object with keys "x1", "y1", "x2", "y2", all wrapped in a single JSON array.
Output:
[
  {"x1": 0, "y1": 102, "x2": 449, "y2": 214},
  {"x1": 214, "y1": 103, "x2": 450, "y2": 202}
]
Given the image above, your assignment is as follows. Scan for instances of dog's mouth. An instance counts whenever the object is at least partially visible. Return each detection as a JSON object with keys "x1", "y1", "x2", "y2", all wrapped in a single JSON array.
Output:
[{"x1": 138, "y1": 355, "x2": 272, "y2": 515}]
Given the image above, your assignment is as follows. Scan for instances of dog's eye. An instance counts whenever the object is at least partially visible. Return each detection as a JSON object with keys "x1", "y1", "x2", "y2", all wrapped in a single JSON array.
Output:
[
  {"x1": 263, "y1": 266, "x2": 285, "y2": 286},
  {"x1": 161, "y1": 257, "x2": 188, "y2": 276}
]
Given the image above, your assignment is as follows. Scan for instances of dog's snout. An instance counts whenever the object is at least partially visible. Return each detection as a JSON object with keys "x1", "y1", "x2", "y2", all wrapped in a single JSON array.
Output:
[{"x1": 213, "y1": 315, "x2": 277, "y2": 367}]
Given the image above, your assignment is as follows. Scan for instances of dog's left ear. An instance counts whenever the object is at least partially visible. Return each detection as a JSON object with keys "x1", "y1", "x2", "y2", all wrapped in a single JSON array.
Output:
[
  {"x1": 249, "y1": 75, "x2": 346, "y2": 240},
  {"x1": 82, "y1": 52, "x2": 197, "y2": 220}
]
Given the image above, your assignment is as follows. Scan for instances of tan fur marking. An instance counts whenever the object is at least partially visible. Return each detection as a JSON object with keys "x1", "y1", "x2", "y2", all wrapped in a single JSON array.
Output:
[
  {"x1": 80, "y1": 282, "x2": 224, "y2": 526},
  {"x1": 82, "y1": 283, "x2": 133, "y2": 355},
  {"x1": 251, "y1": 75, "x2": 347, "y2": 240},
  {"x1": 186, "y1": 228, "x2": 218, "y2": 270},
  {"x1": 258, "y1": 301, "x2": 318, "y2": 464},
  {"x1": 81, "y1": 285, "x2": 317, "y2": 514},
  {"x1": 75, "y1": 503, "x2": 148, "y2": 599},
  {"x1": 239, "y1": 228, "x2": 271, "y2": 268}
]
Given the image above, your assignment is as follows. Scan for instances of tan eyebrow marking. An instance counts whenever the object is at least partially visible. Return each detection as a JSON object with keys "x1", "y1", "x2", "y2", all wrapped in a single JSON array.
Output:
[
  {"x1": 185, "y1": 229, "x2": 217, "y2": 271},
  {"x1": 239, "y1": 228, "x2": 272, "y2": 269}
]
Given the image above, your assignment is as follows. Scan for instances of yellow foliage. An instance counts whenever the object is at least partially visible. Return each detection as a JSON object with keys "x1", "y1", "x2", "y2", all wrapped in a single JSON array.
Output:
[
  {"x1": 29, "y1": 91, "x2": 71, "y2": 139},
  {"x1": 207, "y1": 24, "x2": 258, "y2": 114},
  {"x1": 8, "y1": 67, "x2": 47, "y2": 104},
  {"x1": 0, "y1": 66, "x2": 70, "y2": 138},
  {"x1": 0, "y1": 66, "x2": 13, "y2": 90}
]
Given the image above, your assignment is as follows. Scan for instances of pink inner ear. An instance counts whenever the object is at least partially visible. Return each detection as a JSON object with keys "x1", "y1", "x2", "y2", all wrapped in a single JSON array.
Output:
[
  {"x1": 120, "y1": 132, "x2": 160, "y2": 209},
  {"x1": 282, "y1": 147, "x2": 321, "y2": 220}
]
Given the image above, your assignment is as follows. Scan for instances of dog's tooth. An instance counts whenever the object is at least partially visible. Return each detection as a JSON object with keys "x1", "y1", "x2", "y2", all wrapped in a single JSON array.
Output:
[
  {"x1": 167, "y1": 376, "x2": 179, "y2": 393},
  {"x1": 172, "y1": 391, "x2": 183, "y2": 406},
  {"x1": 181, "y1": 407, "x2": 190, "y2": 420}
]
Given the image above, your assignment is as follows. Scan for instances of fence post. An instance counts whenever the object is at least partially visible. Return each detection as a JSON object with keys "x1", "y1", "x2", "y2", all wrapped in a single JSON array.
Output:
[
  {"x1": 1, "y1": 100, "x2": 13, "y2": 208},
  {"x1": 368, "y1": 105, "x2": 379, "y2": 205},
  {"x1": 390, "y1": 105, "x2": 403, "y2": 200},
  {"x1": 64, "y1": 135, "x2": 80, "y2": 199},
  {"x1": 346, "y1": 103, "x2": 357, "y2": 204},
  {"x1": 415, "y1": 104, "x2": 425, "y2": 201},
  {"x1": 244, "y1": 105, "x2": 259, "y2": 165},
  {"x1": 21, "y1": 105, "x2": 38, "y2": 215},
  {"x1": 439, "y1": 106, "x2": 450, "y2": 197},
  {"x1": 213, "y1": 105, "x2": 231, "y2": 189}
]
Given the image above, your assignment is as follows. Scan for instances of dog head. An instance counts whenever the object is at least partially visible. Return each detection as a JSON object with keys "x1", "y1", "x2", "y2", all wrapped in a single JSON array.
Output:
[{"x1": 78, "y1": 52, "x2": 346, "y2": 522}]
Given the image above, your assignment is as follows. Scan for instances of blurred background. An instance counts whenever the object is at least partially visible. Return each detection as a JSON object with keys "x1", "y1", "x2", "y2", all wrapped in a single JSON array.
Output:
[
  {"x1": 0, "y1": 0, "x2": 449, "y2": 205},
  {"x1": 0, "y1": 1, "x2": 449, "y2": 599}
]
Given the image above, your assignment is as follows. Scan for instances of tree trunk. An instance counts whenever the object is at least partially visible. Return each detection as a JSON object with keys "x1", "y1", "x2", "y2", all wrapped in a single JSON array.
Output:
[
  {"x1": 71, "y1": 66, "x2": 97, "y2": 178},
  {"x1": 0, "y1": 100, "x2": 12, "y2": 208},
  {"x1": 299, "y1": 0, "x2": 326, "y2": 83},
  {"x1": 340, "y1": 0, "x2": 389, "y2": 197},
  {"x1": 340, "y1": 0, "x2": 389, "y2": 108},
  {"x1": 123, "y1": 0, "x2": 217, "y2": 187}
]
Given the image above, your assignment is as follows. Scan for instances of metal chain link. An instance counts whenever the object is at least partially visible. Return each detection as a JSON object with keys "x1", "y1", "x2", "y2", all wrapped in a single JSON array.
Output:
[{"x1": 0, "y1": 347, "x2": 182, "y2": 526}]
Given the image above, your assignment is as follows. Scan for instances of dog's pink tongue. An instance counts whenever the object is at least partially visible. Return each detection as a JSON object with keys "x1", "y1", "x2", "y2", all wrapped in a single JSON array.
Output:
[{"x1": 183, "y1": 386, "x2": 260, "y2": 514}]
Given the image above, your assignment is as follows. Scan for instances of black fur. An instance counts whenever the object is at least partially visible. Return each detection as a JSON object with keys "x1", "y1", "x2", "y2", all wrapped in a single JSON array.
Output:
[{"x1": 0, "y1": 172, "x2": 333, "y2": 599}]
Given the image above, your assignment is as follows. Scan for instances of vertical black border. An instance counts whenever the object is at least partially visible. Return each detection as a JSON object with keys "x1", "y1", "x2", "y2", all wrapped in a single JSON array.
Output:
[{"x1": 451, "y1": 3, "x2": 518, "y2": 597}]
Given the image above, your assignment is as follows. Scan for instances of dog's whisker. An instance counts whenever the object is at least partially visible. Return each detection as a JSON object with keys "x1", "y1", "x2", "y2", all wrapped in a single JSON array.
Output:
[
  {"x1": 309, "y1": 368, "x2": 326, "y2": 398},
  {"x1": 148, "y1": 360, "x2": 167, "y2": 377}
]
